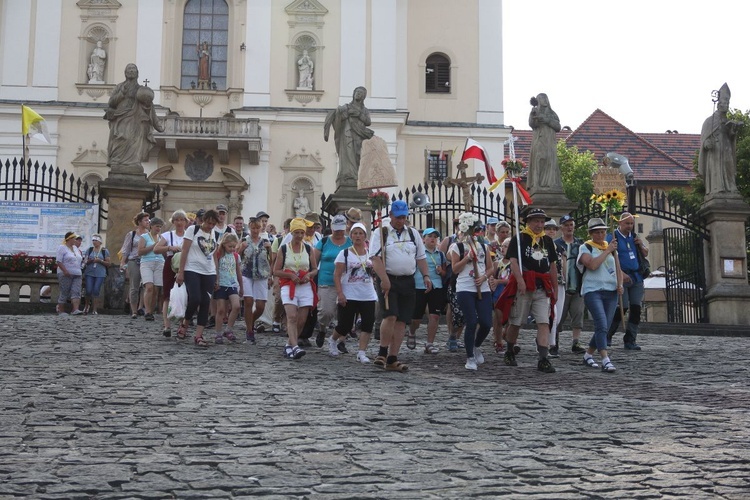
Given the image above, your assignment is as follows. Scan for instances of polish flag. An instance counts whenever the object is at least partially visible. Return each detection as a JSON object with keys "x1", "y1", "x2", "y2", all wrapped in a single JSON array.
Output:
[{"x1": 461, "y1": 138, "x2": 499, "y2": 186}]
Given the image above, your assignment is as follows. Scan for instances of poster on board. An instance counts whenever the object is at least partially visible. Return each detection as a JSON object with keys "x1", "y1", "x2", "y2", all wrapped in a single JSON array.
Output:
[{"x1": 0, "y1": 201, "x2": 99, "y2": 256}]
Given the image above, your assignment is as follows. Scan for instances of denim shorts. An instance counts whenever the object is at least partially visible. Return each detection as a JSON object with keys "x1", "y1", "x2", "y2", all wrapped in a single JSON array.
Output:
[{"x1": 213, "y1": 286, "x2": 239, "y2": 300}]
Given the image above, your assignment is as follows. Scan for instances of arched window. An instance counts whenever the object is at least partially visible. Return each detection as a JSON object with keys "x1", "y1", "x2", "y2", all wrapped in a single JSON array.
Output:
[
  {"x1": 425, "y1": 53, "x2": 450, "y2": 94},
  {"x1": 181, "y1": 0, "x2": 229, "y2": 90}
]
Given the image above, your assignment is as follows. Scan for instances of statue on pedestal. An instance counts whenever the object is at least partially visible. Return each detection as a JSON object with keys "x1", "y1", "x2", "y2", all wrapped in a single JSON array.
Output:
[
  {"x1": 104, "y1": 64, "x2": 164, "y2": 177},
  {"x1": 197, "y1": 41, "x2": 211, "y2": 89},
  {"x1": 293, "y1": 188, "x2": 311, "y2": 217},
  {"x1": 527, "y1": 93, "x2": 563, "y2": 192},
  {"x1": 297, "y1": 50, "x2": 314, "y2": 90},
  {"x1": 699, "y1": 83, "x2": 744, "y2": 196},
  {"x1": 87, "y1": 41, "x2": 107, "y2": 84},
  {"x1": 324, "y1": 86, "x2": 374, "y2": 189}
]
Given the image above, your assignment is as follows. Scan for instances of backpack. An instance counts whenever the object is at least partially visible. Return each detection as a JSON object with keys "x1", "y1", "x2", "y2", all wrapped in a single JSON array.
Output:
[{"x1": 574, "y1": 243, "x2": 595, "y2": 293}]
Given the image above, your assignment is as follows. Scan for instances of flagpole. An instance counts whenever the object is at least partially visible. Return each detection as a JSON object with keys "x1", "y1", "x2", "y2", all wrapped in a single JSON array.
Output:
[{"x1": 512, "y1": 182, "x2": 522, "y2": 265}]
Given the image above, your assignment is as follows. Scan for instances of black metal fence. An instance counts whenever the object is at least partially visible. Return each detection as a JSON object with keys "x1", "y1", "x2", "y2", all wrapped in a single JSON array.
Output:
[{"x1": 663, "y1": 227, "x2": 707, "y2": 323}]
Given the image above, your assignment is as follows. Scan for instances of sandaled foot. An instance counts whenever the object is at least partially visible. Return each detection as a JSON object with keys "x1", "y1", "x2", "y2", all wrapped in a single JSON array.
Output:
[
  {"x1": 176, "y1": 324, "x2": 187, "y2": 339},
  {"x1": 602, "y1": 360, "x2": 616, "y2": 373},
  {"x1": 373, "y1": 355, "x2": 386, "y2": 367},
  {"x1": 223, "y1": 330, "x2": 237, "y2": 343},
  {"x1": 385, "y1": 360, "x2": 409, "y2": 372},
  {"x1": 194, "y1": 335, "x2": 208, "y2": 347},
  {"x1": 162, "y1": 328, "x2": 172, "y2": 338},
  {"x1": 406, "y1": 334, "x2": 416, "y2": 350},
  {"x1": 583, "y1": 356, "x2": 599, "y2": 368}
]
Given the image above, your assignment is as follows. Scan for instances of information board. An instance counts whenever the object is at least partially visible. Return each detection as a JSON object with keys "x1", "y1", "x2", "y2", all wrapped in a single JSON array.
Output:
[{"x1": 0, "y1": 201, "x2": 99, "y2": 256}]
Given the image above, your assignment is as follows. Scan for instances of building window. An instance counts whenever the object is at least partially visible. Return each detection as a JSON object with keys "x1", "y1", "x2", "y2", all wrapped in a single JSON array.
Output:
[
  {"x1": 181, "y1": 0, "x2": 229, "y2": 90},
  {"x1": 426, "y1": 151, "x2": 451, "y2": 182},
  {"x1": 425, "y1": 53, "x2": 450, "y2": 93}
]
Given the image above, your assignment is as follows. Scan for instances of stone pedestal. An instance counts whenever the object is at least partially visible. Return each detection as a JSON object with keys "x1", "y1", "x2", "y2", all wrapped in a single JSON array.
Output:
[
  {"x1": 323, "y1": 187, "x2": 373, "y2": 229},
  {"x1": 524, "y1": 189, "x2": 578, "y2": 223},
  {"x1": 99, "y1": 176, "x2": 154, "y2": 311},
  {"x1": 699, "y1": 193, "x2": 750, "y2": 325}
]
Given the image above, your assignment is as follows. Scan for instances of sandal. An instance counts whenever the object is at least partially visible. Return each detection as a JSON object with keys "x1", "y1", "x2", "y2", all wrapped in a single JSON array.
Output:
[
  {"x1": 176, "y1": 323, "x2": 187, "y2": 339},
  {"x1": 424, "y1": 343, "x2": 439, "y2": 354},
  {"x1": 385, "y1": 361, "x2": 409, "y2": 372},
  {"x1": 602, "y1": 360, "x2": 616, "y2": 373},
  {"x1": 583, "y1": 356, "x2": 599, "y2": 368},
  {"x1": 194, "y1": 335, "x2": 208, "y2": 347},
  {"x1": 162, "y1": 328, "x2": 172, "y2": 338},
  {"x1": 406, "y1": 333, "x2": 417, "y2": 350},
  {"x1": 223, "y1": 330, "x2": 237, "y2": 343},
  {"x1": 373, "y1": 355, "x2": 387, "y2": 367}
]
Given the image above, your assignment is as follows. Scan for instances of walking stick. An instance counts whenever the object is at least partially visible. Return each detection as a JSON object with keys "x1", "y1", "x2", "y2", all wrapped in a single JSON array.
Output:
[
  {"x1": 381, "y1": 225, "x2": 389, "y2": 310},
  {"x1": 612, "y1": 234, "x2": 626, "y2": 332},
  {"x1": 467, "y1": 234, "x2": 483, "y2": 299}
]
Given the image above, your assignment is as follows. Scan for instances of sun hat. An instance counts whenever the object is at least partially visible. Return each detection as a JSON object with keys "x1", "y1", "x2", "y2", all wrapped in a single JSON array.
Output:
[
  {"x1": 390, "y1": 200, "x2": 409, "y2": 217},
  {"x1": 64, "y1": 232, "x2": 79, "y2": 242},
  {"x1": 524, "y1": 208, "x2": 550, "y2": 221},
  {"x1": 587, "y1": 218, "x2": 608, "y2": 231},
  {"x1": 345, "y1": 207, "x2": 362, "y2": 222},
  {"x1": 331, "y1": 214, "x2": 347, "y2": 231},
  {"x1": 304, "y1": 212, "x2": 321, "y2": 224},
  {"x1": 544, "y1": 219, "x2": 558, "y2": 228}
]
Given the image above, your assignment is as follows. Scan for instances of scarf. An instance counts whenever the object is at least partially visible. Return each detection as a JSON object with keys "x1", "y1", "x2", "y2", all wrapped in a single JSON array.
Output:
[
  {"x1": 522, "y1": 226, "x2": 545, "y2": 247},
  {"x1": 585, "y1": 239, "x2": 609, "y2": 251}
]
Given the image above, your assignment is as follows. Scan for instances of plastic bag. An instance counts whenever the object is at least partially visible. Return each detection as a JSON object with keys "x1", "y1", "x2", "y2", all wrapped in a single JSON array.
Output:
[{"x1": 167, "y1": 282, "x2": 187, "y2": 319}]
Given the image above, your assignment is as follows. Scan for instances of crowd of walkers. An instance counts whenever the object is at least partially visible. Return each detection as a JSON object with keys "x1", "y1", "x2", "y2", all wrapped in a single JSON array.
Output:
[{"x1": 56, "y1": 201, "x2": 649, "y2": 374}]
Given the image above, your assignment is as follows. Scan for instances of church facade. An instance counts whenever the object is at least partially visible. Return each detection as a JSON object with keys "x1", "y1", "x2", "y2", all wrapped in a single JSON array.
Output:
[{"x1": 0, "y1": 0, "x2": 508, "y2": 228}]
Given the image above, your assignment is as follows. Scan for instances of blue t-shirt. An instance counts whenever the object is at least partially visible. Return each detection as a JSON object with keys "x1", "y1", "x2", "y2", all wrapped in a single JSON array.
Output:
[
  {"x1": 578, "y1": 245, "x2": 618, "y2": 295},
  {"x1": 606, "y1": 229, "x2": 641, "y2": 281},
  {"x1": 314, "y1": 236, "x2": 352, "y2": 286},
  {"x1": 415, "y1": 247, "x2": 444, "y2": 290}
]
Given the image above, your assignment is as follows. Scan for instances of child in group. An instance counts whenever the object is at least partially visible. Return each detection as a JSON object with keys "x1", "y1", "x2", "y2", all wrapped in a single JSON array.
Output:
[
  {"x1": 213, "y1": 233, "x2": 243, "y2": 344},
  {"x1": 489, "y1": 237, "x2": 512, "y2": 353}
]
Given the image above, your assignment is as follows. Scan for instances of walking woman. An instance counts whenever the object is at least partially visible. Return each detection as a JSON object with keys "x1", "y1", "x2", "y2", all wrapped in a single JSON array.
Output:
[
  {"x1": 154, "y1": 209, "x2": 188, "y2": 336},
  {"x1": 239, "y1": 217, "x2": 273, "y2": 344},
  {"x1": 448, "y1": 215, "x2": 494, "y2": 371},
  {"x1": 175, "y1": 209, "x2": 219, "y2": 346},
  {"x1": 138, "y1": 217, "x2": 165, "y2": 321},
  {"x1": 273, "y1": 217, "x2": 318, "y2": 359},
  {"x1": 82, "y1": 234, "x2": 110, "y2": 315},
  {"x1": 313, "y1": 214, "x2": 351, "y2": 350},
  {"x1": 333, "y1": 222, "x2": 376, "y2": 363},
  {"x1": 56, "y1": 231, "x2": 84, "y2": 316},
  {"x1": 576, "y1": 218, "x2": 622, "y2": 372}
]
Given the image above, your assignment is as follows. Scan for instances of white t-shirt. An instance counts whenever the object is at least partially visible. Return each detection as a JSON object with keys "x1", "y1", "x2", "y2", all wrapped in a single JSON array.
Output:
[
  {"x1": 368, "y1": 225, "x2": 425, "y2": 276},
  {"x1": 161, "y1": 230, "x2": 185, "y2": 257},
  {"x1": 334, "y1": 247, "x2": 377, "y2": 302},
  {"x1": 448, "y1": 240, "x2": 491, "y2": 294},
  {"x1": 183, "y1": 224, "x2": 217, "y2": 275}
]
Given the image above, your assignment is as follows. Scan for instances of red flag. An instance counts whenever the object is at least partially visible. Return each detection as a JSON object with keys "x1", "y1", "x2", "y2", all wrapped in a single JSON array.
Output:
[{"x1": 461, "y1": 138, "x2": 497, "y2": 184}]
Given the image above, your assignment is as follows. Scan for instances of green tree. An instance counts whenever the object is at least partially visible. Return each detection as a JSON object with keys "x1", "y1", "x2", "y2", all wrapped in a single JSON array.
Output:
[{"x1": 557, "y1": 140, "x2": 598, "y2": 204}]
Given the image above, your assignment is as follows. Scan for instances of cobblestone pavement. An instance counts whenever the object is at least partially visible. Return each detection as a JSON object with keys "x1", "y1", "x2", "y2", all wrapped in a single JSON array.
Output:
[{"x1": 2, "y1": 314, "x2": 750, "y2": 499}]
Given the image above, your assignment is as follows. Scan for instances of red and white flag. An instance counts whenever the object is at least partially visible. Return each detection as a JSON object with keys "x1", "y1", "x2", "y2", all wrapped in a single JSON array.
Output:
[{"x1": 461, "y1": 138, "x2": 500, "y2": 188}]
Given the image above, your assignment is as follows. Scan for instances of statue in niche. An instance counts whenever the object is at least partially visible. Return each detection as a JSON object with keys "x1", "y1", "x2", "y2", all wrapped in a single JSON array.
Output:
[
  {"x1": 297, "y1": 50, "x2": 314, "y2": 90},
  {"x1": 104, "y1": 64, "x2": 164, "y2": 176},
  {"x1": 324, "y1": 86, "x2": 374, "y2": 189},
  {"x1": 527, "y1": 93, "x2": 563, "y2": 192},
  {"x1": 293, "y1": 188, "x2": 312, "y2": 217},
  {"x1": 87, "y1": 41, "x2": 107, "y2": 84},
  {"x1": 698, "y1": 83, "x2": 744, "y2": 196},
  {"x1": 197, "y1": 41, "x2": 211, "y2": 89}
]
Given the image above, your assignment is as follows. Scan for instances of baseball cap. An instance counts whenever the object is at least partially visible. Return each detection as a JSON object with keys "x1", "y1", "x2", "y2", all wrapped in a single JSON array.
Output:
[
  {"x1": 390, "y1": 200, "x2": 409, "y2": 217},
  {"x1": 422, "y1": 228, "x2": 441, "y2": 238},
  {"x1": 216, "y1": 204, "x2": 228, "y2": 213},
  {"x1": 196, "y1": 208, "x2": 206, "y2": 218},
  {"x1": 256, "y1": 210, "x2": 270, "y2": 219},
  {"x1": 559, "y1": 214, "x2": 574, "y2": 225},
  {"x1": 331, "y1": 214, "x2": 347, "y2": 231},
  {"x1": 487, "y1": 217, "x2": 500, "y2": 225}
]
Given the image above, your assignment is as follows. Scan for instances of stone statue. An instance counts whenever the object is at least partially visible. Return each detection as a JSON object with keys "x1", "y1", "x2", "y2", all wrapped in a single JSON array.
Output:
[
  {"x1": 527, "y1": 93, "x2": 563, "y2": 192},
  {"x1": 324, "y1": 86, "x2": 375, "y2": 189},
  {"x1": 104, "y1": 64, "x2": 164, "y2": 176},
  {"x1": 297, "y1": 50, "x2": 314, "y2": 90},
  {"x1": 293, "y1": 189, "x2": 312, "y2": 217},
  {"x1": 87, "y1": 41, "x2": 107, "y2": 84},
  {"x1": 698, "y1": 83, "x2": 744, "y2": 196},
  {"x1": 197, "y1": 41, "x2": 211, "y2": 88}
]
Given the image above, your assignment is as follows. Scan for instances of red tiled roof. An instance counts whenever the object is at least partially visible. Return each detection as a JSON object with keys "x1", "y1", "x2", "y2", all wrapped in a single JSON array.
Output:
[{"x1": 511, "y1": 109, "x2": 698, "y2": 184}]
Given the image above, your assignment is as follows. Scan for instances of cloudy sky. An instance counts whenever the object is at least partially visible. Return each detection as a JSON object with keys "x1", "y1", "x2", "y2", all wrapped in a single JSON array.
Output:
[{"x1": 502, "y1": 0, "x2": 750, "y2": 134}]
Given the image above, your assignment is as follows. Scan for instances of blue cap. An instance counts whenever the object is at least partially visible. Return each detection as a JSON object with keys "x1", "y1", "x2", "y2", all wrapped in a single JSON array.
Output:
[
  {"x1": 487, "y1": 217, "x2": 500, "y2": 225},
  {"x1": 422, "y1": 228, "x2": 441, "y2": 238},
  {"x1": 390, "y1": 200, "x2": 409, "y2": 217}
]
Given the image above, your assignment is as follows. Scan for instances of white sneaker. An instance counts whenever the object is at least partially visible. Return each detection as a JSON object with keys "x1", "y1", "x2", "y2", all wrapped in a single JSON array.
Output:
[
  {"x1": 465, "y1": 357, "x2": 478, "y2": 371},
  {"x1": 474, "y1": 346, "x2": 485, "y2": 365},
  {"x1": 327, "y1": 336, "x2": 339, "y2": 356},
  {"x1": 71, "y1": 310, "x2": 84, "y2": 316},
  {"x1": 357, "y1": 351, "x2": 371, "y2": 364}
]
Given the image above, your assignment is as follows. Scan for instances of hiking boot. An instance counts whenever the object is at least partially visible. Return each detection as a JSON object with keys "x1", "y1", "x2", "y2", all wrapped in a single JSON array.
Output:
[
  {"x1": 504, "y1": 351, "x2": 518, "y2": 367},
  {"x1": 571, "y1": 341, "x2": 586, "y2": 354},
  {"x1": 537, "y1": 358, "x2": 556, "y2": 373}
]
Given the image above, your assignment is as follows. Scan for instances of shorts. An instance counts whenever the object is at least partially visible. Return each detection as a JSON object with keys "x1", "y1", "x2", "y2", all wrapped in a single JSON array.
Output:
[
  {"x1": 281, "y1": 282, "x2": 314, "y2": 308},
  {"x1": 140, "y1": 260, "x2": 164, "y2": 287},
  {"x1": 412, "y1": 287, "x2": 447, "y2": 320},
  {"x1": 509, "y1": 288, "x2": 551, "y2": 326},
  {"x1": 335, "y1": 300, "x2": 376, "y2": 335},
  {"x1": 58, "y1": 274, "x2": 82, "y2": 303},
  {"x1": 242, "y1": 276, "x2": 269, "y2": 300},
  {"x1": 378, "y1": 274, "x2": 416, "y2": 324},
  {"x1": 213, "y1": 286, "x2": 239, "y2": 300}
]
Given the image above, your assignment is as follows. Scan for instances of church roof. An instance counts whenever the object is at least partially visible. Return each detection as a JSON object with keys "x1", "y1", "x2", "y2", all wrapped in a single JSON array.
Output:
[{"x1": 511, "y1": 109, "x2": 699, "y2": 184}]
